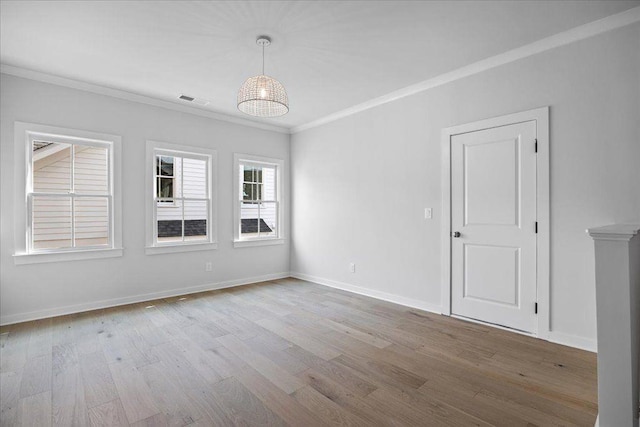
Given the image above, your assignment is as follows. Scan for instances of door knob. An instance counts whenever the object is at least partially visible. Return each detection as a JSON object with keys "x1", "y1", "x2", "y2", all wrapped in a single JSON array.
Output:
[{"x1": 452, "y1": 231, "x2": 461, "y2": 238}]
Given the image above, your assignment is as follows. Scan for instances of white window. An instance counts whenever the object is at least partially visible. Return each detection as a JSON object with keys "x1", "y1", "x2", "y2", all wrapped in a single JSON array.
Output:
[
  {"x1": 233, "y1": 153, "x2": 284, "y2": 247},
  {"x1": 13, "y1": 122, "x2": 122, "y2": 265},
  {"x1": 146, "y1": 141, "x2": 217, "y2": 254}
]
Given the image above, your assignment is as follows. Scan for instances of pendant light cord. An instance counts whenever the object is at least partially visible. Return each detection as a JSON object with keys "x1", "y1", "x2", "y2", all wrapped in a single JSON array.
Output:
[{"x1": 262, "y1": 44, "x2": 265, "y2": 75}]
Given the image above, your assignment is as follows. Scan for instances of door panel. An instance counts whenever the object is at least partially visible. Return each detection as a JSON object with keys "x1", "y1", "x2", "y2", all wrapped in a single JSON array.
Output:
[
  {"x1": 451, "y1": 121, "x2": 536, "y2": 333},
  {"x1": 464, "y1": 244, "x2": 519, "y2": 306},
  {"x1": 464, "y1": 138, "x2": 519, "y2": 226}
]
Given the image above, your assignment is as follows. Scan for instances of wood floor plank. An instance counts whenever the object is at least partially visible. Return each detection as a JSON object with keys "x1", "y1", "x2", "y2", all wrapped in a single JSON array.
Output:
[
  {"x1": 79, "y1": 351, "x2": 118, "y2": 409},
  {"x1": 1, "y1": 370, "x2": 23, "y2": 426},
  {"x1": 217, "y1": 334, "x2": 305, "y2": 394},
  {"x1": 181, "y1": 386, "x2": 234, "y2": 426},
  {"x1": 236, "y1": 365, "x2": 325, "y2": 427},
  {"x1": 17, "y1": 390, "x2": 52, "y2": 427},
  {"x1": 129, "y1": 412, "x2": 169, "y2": 427},
  {"x1": 0, "y1": 278, "x2": 598, "y2": 426},
  {"x1": 52, "y1": 343, "x2": 89, "y2": 427},
  {"x1": 208, "y1": 377, "x2": 287, "y2": 426},
  {"x1": 256, "y1": 317, "x2": 342, "y2": 361},
  {"x1": 19, "y1": 353, "x2": 52, "y2": 398},
  {"x1": 26, "y1": 319, "x2": 53, "y2": 359},
  {"x1": 297, "y1": 368, "x2": 400, "y2": 426},
  {"x1": 88, "y1": 398, "x2": 129, "y2": 427},
  {"x1": 107, "y1": 359, "x2": 159, "y2": 424},
  {"x1": 138, "y1": 361, "x2": 205, "y2": 426},
  {"x1": 292, "y1": 385, "x2": 370, "y2": 427}
]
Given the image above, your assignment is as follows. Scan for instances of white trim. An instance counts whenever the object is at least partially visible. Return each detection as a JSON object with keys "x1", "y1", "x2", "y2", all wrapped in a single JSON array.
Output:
[
  {"x1": 0, "y1": 64, "x2": 290, "y2": 135},
  {"x1": 13, "y1": 248, "x2": 123, "y2": 265},
  {"x1": 290, "y1": 272, "x2": 443, "y2": 315},
  {"x1": 2, "y1": 8, "x2": 637, "y2": 137},
  {"x1": 13, "y1": 122, "x2": 123, "y2": 263},
  {"x1": 233, "y1": 153, "x2": 285, "y2": 244},
  {"x1": 292, "y1": 271, "x2": 597, "y2": 352},
  {"x1": 440, "y1": 107, "x2": 550, "y2": 339},
  {"x1": 145, "y1": 140, "x2": 218, "y2": 253},
  {"x1": 450, "y1": 315, "x2": 597, "y2": 353},
  {"x1": 145, "y1": 242, "x2": 218, "y2": 255},
  {"x1": 0, "y1": 272, "x2": 289, "y2": 326},
  {"x1": 291, "y1": 6, "x2": 640, "y2": 134},
  {"x1": 233, "y1": 238, "x2": 285, "y2": 248},
  {"x1": 587, "y1": 224, "x2": 640, "y2": 241},
  {"x1": 548, "y1": 331, "x2": 597, "y2": 353}
]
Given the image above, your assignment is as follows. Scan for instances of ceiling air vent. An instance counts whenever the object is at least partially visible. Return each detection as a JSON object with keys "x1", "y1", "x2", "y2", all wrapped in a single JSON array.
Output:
[{"x1": 178, "y1": 94, "x2": 210, "y2": 106}]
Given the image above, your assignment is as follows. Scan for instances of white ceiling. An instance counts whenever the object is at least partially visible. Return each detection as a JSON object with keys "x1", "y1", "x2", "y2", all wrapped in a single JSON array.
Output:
[{"x1": 1, "y1": 1, "x2": 638, "y2": 130}]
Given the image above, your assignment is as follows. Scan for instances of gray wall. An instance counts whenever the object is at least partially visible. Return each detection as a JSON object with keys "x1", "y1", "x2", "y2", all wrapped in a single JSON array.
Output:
[
  {"x1": 0, "y1": 74, "x2": 290, "y2": 324},
  {"x1": 291, "y1": 23, "x2": 640, "y2": 349}
]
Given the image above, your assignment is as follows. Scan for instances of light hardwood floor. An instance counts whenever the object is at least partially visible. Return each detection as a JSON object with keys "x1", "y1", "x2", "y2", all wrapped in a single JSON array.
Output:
[{"x1": 0, "y1": 278, "x2": 597, "y2": 426}]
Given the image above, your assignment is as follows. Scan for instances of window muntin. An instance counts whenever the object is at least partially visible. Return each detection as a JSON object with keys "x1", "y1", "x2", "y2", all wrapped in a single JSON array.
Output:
[
  {"x1": 236, "y1": 158, "x2": 281, "y2": 241},
  {"x1": 153, "y1": 149, "x2": 211, "y2": 246},
  {"x1": 28, "y1": 137, "x2": 112, "y2": 252}
]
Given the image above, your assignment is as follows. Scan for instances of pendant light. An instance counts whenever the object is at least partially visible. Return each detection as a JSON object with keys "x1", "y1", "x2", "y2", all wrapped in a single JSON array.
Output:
[{"x1": 237, "y1": 36, "x2": 289, "y2": 117}]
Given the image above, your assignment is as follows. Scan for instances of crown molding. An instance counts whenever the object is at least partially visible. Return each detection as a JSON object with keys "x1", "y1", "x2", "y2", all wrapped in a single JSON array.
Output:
[
  {"x1": 291, "y1": 6, "x2": 640, "y2": 134},
  {"x1": 2, "y1": 6, "x2": 638, "y2": 136},
  {"x1": 0, "y1": 64, "x2": 291, "y2": 135}
]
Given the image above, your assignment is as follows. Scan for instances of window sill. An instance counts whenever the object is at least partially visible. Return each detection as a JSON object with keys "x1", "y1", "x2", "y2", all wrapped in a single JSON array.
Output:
[
  {"x1": 145, "y1": 242, "x2": 218, "y2": 255},
  {"x1": 14, "y1": 248, "x2": 124, "y2": 265},
  {"x1": 233, "y1": 238, "x2": 285, "y2": 248}
]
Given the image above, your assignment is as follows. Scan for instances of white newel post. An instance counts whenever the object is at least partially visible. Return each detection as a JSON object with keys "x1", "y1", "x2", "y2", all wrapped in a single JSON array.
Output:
[{"x1": 588, "y1": 224, "x2": 640, "y2": 427}]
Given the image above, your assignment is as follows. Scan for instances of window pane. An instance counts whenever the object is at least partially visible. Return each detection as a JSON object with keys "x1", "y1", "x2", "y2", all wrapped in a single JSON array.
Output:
[
  {"x1": 157, "y1": 198, "x2": 182, "y2": 242},
  {"x1": 243, "y1": 166, "x2": 253, "y2": 183},
  {"x1": 74, "y1": 146, "x2": 108, "y2": 195},
  {"x1": 184, "y1": 200, "x2": 207, "y2": 241},
  {"x1": 256, "y1": 168, "x2": 263, "y2": 183},
  {"x1": 240, "y1": 202, "x2": 259, "y2": 236},
  {"x1": 182, "y1": 158, "x2": 206, "y2": 199},
  {"x1": 259, "y1": 202, "x2": 277, "y2": 237},
  {"x1": 32, "y1": 196, "x2": 72, "y2": 250},
  {"x1": 159, "y1": 156, "x2": 174, "y2": 176},
  {"x1": 158, "y1": 178, "x2": 173, "y2": 199},
  {"x1": 243, "y1": 183, "x2": 255, "y2": 201},
  {"x1": 75, "y1": 197, "x2": 109, "y2": 247},
  {"x1": 32, "y1": 141, "x2": 71, "y2": 193},
  {"x1": 262, "y1": 166, "x2": 276, "y2": 201}
]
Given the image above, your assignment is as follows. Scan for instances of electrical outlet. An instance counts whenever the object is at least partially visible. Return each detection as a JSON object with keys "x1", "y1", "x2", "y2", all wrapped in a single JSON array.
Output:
[
  {"x1": 205, "y1": 262, "x2": 212, "y2": 272},
  {"x1": 349, "y1": 263, "x2": 356, "y2": 273},
  {"x1": 424, "y1": 208, "x2": 432, "y2": 219}
]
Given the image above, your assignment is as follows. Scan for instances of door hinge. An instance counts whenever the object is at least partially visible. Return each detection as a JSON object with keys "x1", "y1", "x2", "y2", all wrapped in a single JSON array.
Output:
[
  {"x1": 535, "y1": 303, "x2": 538, "y2": 314},
  {"x1": 535, "y1": 222, "x2": 538, "y2": 233},
  {"x1": 534, "y1": 139, "x2": 538, "y2": 153}
]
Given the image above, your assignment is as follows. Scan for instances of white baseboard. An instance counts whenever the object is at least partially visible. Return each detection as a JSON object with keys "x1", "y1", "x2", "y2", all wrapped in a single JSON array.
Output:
[
  {"x1": 291, "y1": 271, "x2": 598, "y2": 353},
  {"x1": 1, "y1": 270, "x2": 599, "y2": 354},
  {"x1": 0, "y1": 272, "x2": 290, "y2": 326},
  {"x1": 290, "y1": 271, "x2": 443, "y2": 315},
  {"x1": 548, "y1": 330, "x2": 597, "y2": 353}
]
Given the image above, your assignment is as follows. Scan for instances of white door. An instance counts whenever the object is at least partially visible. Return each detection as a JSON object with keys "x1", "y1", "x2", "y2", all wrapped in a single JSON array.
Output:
[{"x1": 451, "y1": 121, "x2": 537, "y2": 333}]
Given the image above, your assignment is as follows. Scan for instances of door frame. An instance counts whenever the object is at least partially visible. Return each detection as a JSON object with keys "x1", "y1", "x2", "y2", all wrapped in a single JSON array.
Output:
[{"x1": 440, "y1": 106, "x2": 550, "y2": 338}]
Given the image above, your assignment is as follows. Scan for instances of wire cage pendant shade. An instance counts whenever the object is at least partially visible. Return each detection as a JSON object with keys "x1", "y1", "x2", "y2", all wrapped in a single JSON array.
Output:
[{"x1": 238, "y1": 36, "x2": 289, "y2": 118}]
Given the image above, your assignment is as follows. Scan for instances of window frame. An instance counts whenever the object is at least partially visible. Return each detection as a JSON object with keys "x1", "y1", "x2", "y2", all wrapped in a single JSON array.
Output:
[
  {"x1": 13, "y1": 122, "x2": 123, "y2": 265},
  {"x1": 145, "y1": 140, "x2": 218, "y2": 255},
  {"x1": 233, "y1": 153, "x2": 285, "y2": 248}
]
